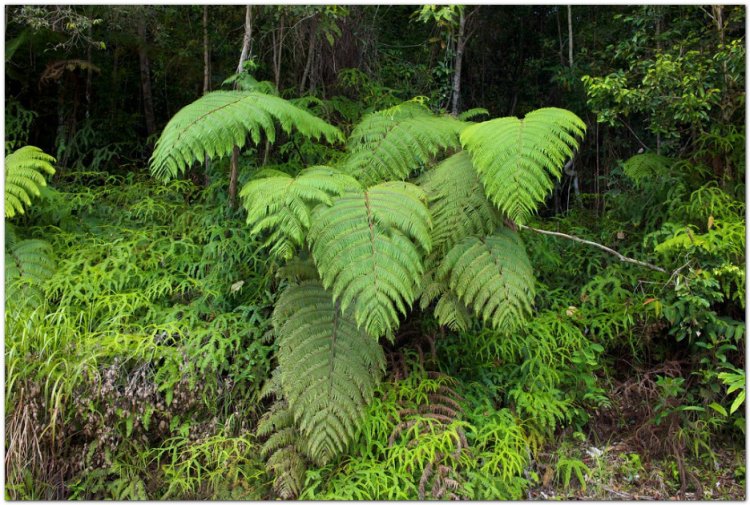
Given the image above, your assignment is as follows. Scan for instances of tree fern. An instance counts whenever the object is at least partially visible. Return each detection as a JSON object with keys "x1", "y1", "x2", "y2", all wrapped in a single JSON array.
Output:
[
  {"x1": 437, "y1": 229, "x2": 535, "y2": 331},
  {"x1": 622, "y1": 152, "x2": 674, "y2": 187},
  {"x1": 419, "y1": 151, "x2": 500, "y2": 257},
  {"x1": 5, "y1": 227, "x2": 54, "y2": 305},
  {"x1": 5, "y1": 145, "x2": 56, "y2": 218},
  {"x1": 342, "y1": 101, "x2": 464, "y2": 185},
  {"x1": 460, "y1": 108, "x2": 585, "y2": 224},
  {"x1": 240, "y1": 166, "x2": 360, "y2": 260},
  {"x1": 257, "y1": 396, "x2": 308, "y2": 500},
  {"x1": 150, "y1": 91, "x2": 344, "y2": 180},
  {"x1": 273, "y1": 281, "x2": 386, "y2": 465},
  {"x1": 308, "y1": 182, "x2": 432, "y2": 337}
]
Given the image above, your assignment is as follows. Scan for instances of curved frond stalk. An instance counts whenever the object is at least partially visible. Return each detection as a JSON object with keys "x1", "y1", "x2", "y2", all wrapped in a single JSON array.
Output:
[
  {"x1": 438, "y1": 229, "x2": 535, "y2": 331},
  {"x1": 622, "y1": 153, "x2": 674, "y2": 187},
  {"x1": 149, "y1": 91, "x2": 344, "y2": 181},
  {"x1": 342, "y1": 101, "x2": 465, "y2": 185},
  {"x1": 5, "y1": 146, "x2": 56, "y2": 218},
  {"x1": 273, "y1": 282, "x2": 386, "y2": 465},
  {"x1": 309, "y1": 182, "x2": 432, "y2": 337},
  {"x1": 419, "y1": 151, "x2": 500, "y2": 257},
  {"x1": 240, "y1": 166, "x2": 361, "y2": 260},
  {"x1": 461, "y1": 108, "x2": 586, "y2": 224}
]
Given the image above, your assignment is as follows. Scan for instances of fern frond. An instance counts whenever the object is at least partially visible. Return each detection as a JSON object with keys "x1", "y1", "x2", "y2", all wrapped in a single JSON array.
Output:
[
  {"x1": 266, "y1": 446, "x2": 307, "y2": 499},
  {"x1": 5, "y1": 237, "x2": 55, "y2": 304},
  {"x1": 241, "y1": 166, "x2": 361, "y2": 260},
  {"x1": 433, "y1": 293, "x2": 473, "y2": 332},
  {"x1": 309, "y1": 182, "x2": 432, "y2": 337},
  {"x1": 276, "y1": 256, "x2": 320, "y2": 283},
  {"x1": 5, "y1": 146, "x2": 56, "y2": 218},
  {"x1": 273, "y1": 282, "x2": 386, "y2": 464},
  {"x1": 437, "y1": 229, "x2": 535, "y2": 331},
  {"x1": 419, "y1": 151, "x2": 500, "y2": 256},
  {"x1": 150, "y1": 91, "x2": 344, "y2": 180},
  {"x1": 457, "y1": 108, "x2": 489, "y2": 121},
  {"x1": 342, "y1": 102, "x2": 464, "y2": 185},
  {"x1": 461, "y1": 108, "x2": 585, "y2": 224},
  {"x1": 622, "y1": 153, "x2": 674, "y2": 187}
]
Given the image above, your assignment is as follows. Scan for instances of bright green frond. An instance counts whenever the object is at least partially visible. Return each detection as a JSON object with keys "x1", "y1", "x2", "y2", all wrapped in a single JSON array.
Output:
[
  {"x1": 273, "y1": 281, "x2": 386, "y2": 465},
  {"x1": 457, "y1": 108, "x2": 490, "y2": 121},
  {"x1": 309, "y1": 182, "x2": 432, "y2": 337},
  {"x1": 438, "y1": 229, "x2": 535, "y2": 331},
  {"x1": 419, "y1": 151, "x2": 500, "y2": 257},
  {"x1": 461, "y1": 108, "x2": 585, "y2": 224},
  {"x1": 622, "y1": 153, "x2": 674, "y2": 187},
  {"x1": 149, "y1": 91, "x2": 344, "y2": 181},
  {"x1": 241, "y1": 166, "x2": 361, "y2": 260},
  {"x1": 342, "y1": 101, "x2": 464, "y2": 185},
  {"x1": 5, "y1": 146, "x2": 56, "y2": 218}
]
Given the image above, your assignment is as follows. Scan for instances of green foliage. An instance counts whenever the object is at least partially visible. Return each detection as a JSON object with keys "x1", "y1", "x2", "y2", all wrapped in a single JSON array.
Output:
[
  {"x1": 309, "y1": 181, "x2": 432, "y2": 337},
  {"x1": 555, "y1": 456, "x2": 590, "y2": 490},
  {"x1": 5, "y1": 98, "x2": 37, "y2": 152},
  {"x1": 718, "y1": 366, "x2": 745, "y2": 416},
  {"x1": 419, "y1": 151, "x2": 499, "y2": 256},
  {"x1": 437, "y1": 230, "x2": 535, "y2": 331},
  {"x1": 342, "y1": 101, "x2": 464, "y2": 185},
  {"x1": 156, "y1": 431, "x2": 267, "y2": 499},
  {"x1": 272, "y1": 281, "x2": 386, "y2": 464},
  {"x1": 150, "y1": 91, "x2": 343, "y2": 180},
  {"x1": 5, "y1": 145, "x2": 56, "y2": 218},
  {"x1": 460, "y1": 108, "x2": 586, "y2": 224},
  {"x1": 5, "y1": 229, "x2": 55, "y2": 306},
  {"x1": 240, "y1": 166, "x2": 359, "y2": 260},
  {"x1": 622, "y1": 153, "x2": 674, "y2": 187}
]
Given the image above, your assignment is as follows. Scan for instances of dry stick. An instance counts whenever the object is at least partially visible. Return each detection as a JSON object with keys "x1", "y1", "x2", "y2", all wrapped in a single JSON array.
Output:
[{"x1": 517, "y1": 223, "x2": 667, "y2": 273}]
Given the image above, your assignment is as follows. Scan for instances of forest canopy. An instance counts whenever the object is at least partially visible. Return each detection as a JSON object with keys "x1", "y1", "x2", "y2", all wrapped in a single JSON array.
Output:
[{"x1": 4, "y1": 4, "x2": 746, "y2": 500}]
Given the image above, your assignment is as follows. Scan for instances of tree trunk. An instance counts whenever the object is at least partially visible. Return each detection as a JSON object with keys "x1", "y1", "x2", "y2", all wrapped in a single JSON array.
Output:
[
  {"x1": 299, "y1": 15, "x2": 318, "y2": 94},
  {"x1": 137, "y1": 11, "x2": 156, "y2": 138},
  {"x1": 566, "y1": 5, "x2": 579, "y2": 201},
  {"x1": 266, "y1": 11, "x2": 284, "y2": 166},
  {"x1": 85, "y1": 23, "x2": 92, "y2": 119},
  {"x1": 450, "y1": 8, "x2": 466, "y2": 117},
  {"x1": 228, "y1": 5, "x2": 254, "y2": 209},
  {"x1": 567, "y1": 5, "x2": 573, "y2": 67}
]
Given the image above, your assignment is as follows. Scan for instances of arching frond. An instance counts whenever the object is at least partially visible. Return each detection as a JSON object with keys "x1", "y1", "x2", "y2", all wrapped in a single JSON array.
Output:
[
  {"x1": 5, "y1": 146, "x2": 56, "y2": 218},
  {"x1": 457, "y1": 108, "x2": 489, "y2": 121},
  {"x1": 273, "y1": 282, "x2": 386, "y2": 465},
  {"x1": 5, "y1": 236, "x2": 55, "y2": 305},
  {"x1": 240, "y1": 166, "x2": 361, "y2": 260},
  {"x1": 433, "y1": 292, "x2": 473, "y2": 332},
  {"x1": 342, "y1": 101, "x2": 464, "y2": 185},
  {"x1": 461, "y1": 108, "x2": 585, "y2": 224},
  {"x1": 419, "y1": 151, "x2": 500, "y2": 257},
  {"x1": 257, "y1": 399, "x2": 308, "y2": 500},
  {"x1": 437, "y1": 229, "x2": 535, "y2": 331},
  {"x1": 622, "y1": 153, "x2": 674, "y2": 187},
  {"x1": 309, "y1": 182, "x2": 432, "y2": 337},
  {"x1": 150, "y1": 91, "x2": 344, "y2": 180}
]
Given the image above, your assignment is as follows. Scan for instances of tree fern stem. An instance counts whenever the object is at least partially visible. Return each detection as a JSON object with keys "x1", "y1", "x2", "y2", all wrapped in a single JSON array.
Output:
[
  {"x1": 450, "y1": 8, "x2": 466, "y2": 116},
  {"x1": 517, "y1": 223, "x2": 667, "y2": 273}
]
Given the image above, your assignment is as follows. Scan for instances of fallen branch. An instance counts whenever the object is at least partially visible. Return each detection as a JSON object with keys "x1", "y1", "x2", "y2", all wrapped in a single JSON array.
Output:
[{"x1": 517, "y1": 224, "x2": 667, "y2": 273}]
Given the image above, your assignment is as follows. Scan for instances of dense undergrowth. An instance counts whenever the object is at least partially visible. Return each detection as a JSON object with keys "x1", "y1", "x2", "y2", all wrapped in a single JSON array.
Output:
[
  {"x1": 4, "y1": 5, "x2": 746, "y2": 501},
  {"x1": 5, "y1": 140, "x2": 745, "y2": 498}
]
